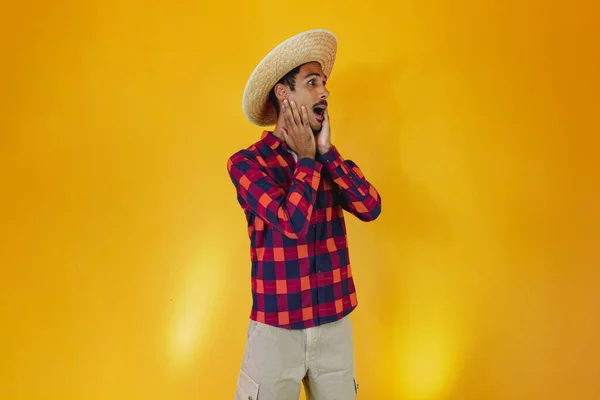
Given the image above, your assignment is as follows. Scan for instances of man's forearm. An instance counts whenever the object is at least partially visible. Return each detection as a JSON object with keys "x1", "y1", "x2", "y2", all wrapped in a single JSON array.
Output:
[{"x1": 317, "y1": 146, "x2": 382, "y2": 221}]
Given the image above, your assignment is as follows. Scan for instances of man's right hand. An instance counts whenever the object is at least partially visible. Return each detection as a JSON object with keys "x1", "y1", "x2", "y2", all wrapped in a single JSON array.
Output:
[{"x1": 281, "y1": 100, "x2": 316, "y2": 159}]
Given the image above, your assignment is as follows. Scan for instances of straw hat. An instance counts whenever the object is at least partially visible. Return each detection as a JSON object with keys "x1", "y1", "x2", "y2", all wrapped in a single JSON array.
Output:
[{"x1": 242, "y1": 29, "x2": 338, "y2": 126}]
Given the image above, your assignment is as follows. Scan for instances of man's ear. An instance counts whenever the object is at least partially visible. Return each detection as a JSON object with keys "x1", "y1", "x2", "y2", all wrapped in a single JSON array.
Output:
[{"x1": 274, "y1": 83, "x2": 288, "y2": 104}]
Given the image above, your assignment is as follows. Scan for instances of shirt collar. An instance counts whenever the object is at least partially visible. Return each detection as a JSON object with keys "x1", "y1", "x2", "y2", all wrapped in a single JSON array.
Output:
[{"x1": 261, "y1": 130, "x2": 289, "y2": 152}]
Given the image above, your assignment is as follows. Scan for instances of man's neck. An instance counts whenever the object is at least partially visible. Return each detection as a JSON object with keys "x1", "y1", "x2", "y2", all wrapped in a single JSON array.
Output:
[{"x1": 272, "y1": 119, "x2": 285, "y2": 141}]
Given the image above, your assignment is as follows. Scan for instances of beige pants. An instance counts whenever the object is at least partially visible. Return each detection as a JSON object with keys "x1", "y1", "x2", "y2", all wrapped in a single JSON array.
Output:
[{"x1": 235, "y1": 315, "x2": 358, "y2": 400}]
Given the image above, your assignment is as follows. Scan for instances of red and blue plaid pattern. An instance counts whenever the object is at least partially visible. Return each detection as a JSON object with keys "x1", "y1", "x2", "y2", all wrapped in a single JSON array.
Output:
[{"x1": 227, "y1": 131, "x2": 381, "y2": 329}]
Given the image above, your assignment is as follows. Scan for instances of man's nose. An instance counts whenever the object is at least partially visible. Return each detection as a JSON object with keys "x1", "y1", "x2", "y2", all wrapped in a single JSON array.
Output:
[{"x1": 320, "y1": 86, "x2": 330, "y2": 99}]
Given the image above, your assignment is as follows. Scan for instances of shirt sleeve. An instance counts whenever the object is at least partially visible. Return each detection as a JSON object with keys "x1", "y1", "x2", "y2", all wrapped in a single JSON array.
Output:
[
  {"x1": 317, "y1": 146, "x2": 382, "y2": 222},
  {"x1": 227, "y1": 153, "x2": 322, "y2": 239}
]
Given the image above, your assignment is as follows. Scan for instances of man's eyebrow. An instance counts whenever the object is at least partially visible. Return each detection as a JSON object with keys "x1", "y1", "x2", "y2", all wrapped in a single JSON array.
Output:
[{"x1": 303, "y1": 73, "x2": 326, "y2": 80}]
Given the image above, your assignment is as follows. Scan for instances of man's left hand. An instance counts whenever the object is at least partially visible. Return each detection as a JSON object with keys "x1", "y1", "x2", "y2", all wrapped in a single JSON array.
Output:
[{"x1": 317, "y1": 109, "x2": 332, "y2": 155}]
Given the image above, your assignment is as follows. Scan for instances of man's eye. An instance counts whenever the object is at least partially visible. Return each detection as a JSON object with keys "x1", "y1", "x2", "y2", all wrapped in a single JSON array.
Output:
[{"x1": 308, "y1": 80, "x2": 315, "y2": 85}]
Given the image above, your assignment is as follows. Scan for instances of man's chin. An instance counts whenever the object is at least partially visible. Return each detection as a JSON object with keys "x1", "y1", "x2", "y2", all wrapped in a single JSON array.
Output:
[{"x1": 310, "y1": 123, "x2": 322, "y2": 135}]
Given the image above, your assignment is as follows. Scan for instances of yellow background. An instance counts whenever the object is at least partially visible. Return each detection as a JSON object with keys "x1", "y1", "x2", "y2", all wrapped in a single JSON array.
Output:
[{"x1": 1, "y1": 0, "x2": 599, "y2": 399}]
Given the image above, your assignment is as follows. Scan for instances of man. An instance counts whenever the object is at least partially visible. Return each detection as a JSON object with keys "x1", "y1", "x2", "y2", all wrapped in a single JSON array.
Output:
[{"x1": 227, "y1": 29, "x2": 382, "y2": 400}]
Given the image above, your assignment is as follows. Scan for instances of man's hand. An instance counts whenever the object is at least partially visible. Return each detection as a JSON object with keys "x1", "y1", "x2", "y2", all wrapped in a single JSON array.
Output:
[
  {"x1": 282, "y1": 100, "x2": 316, "y2": 159},
  {"x1": 317, "y1": 109, "x2": 332, "y2": 155}
]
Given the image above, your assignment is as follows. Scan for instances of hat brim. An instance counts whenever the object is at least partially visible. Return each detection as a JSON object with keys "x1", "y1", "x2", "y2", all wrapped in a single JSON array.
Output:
[{"x1": 242, "y1": 29, "x2": 337, "y2": 127}]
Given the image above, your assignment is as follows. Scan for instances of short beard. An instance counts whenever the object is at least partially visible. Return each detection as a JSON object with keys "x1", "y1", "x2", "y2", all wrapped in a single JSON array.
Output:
[{"x1": 310, "y1": 122, "x2": 321, "y2": 135}]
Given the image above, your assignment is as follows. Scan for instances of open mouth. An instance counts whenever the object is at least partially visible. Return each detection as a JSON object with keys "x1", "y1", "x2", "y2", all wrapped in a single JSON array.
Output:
[{"x1": 312, "y1": 105, "x2": 327, "y2": 122}]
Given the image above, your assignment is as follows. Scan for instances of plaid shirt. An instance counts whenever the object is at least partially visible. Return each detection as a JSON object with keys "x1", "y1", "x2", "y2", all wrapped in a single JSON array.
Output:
[{"x1": 227, "y1": 131, "x2": 381, "y2": 329}]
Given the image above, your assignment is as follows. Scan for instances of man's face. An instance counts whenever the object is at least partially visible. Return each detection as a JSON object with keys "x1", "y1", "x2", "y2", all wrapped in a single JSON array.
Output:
[{"x1": 285, "y1": 62, "x2": 330, "y2": 134}]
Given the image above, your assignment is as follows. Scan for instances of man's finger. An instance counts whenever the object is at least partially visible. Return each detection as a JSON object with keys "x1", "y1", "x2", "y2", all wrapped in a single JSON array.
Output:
[
  {"x1": 283, "y1": 100, "x2": 293, "y2": 126},
  {"x1": 291, "y1": 101, "x2": 302, "y2": 125},
  {"x1": 282, "y1": 130, "x2": 294, "y2": 151},
  {"x1": 301, "y1": 106, "x2": 310, "y2": 126},
  {"x1": 285, "y1": 100, "x2": 297, "y2": 127}
]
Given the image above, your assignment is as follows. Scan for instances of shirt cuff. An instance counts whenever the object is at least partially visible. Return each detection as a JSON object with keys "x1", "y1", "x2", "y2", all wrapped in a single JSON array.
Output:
[{"x1": 317, "y1": 146, "x2": 343, "y2": 168}]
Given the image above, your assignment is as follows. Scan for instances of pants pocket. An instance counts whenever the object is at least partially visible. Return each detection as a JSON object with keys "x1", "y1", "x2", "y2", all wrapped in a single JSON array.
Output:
[{"x1": 235, "y1": 369, "x2": 259, "y2": 400}]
